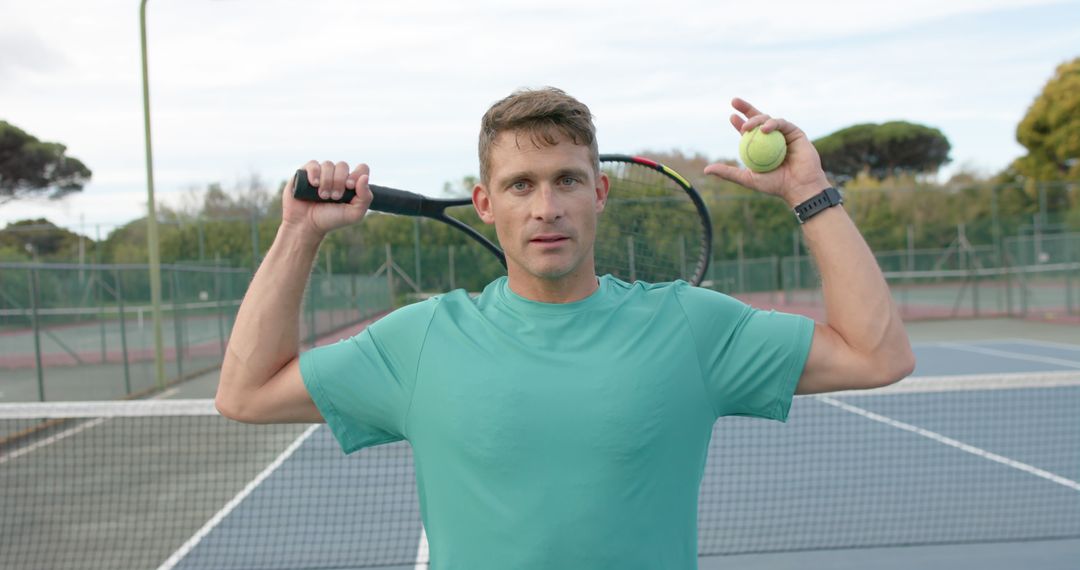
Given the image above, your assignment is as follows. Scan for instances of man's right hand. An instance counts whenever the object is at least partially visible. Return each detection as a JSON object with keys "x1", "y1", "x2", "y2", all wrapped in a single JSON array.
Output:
[{"x1": 282, "y1": 160, "x2": 373, "y2": 240}]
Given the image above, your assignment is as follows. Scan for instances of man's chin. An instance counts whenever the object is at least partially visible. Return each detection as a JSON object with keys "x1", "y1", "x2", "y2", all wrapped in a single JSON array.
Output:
[{"x1": 519, "y1": 256, "x2": 580, "y2": 281}]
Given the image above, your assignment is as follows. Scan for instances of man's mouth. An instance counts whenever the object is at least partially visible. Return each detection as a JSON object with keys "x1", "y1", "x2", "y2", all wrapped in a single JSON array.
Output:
[{"x1": 530, "y1": 234, "x2": 569, "y2": 244}]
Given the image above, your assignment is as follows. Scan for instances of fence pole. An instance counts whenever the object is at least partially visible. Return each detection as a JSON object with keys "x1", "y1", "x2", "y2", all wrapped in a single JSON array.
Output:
[
  {"x1": 215, "y1": 256, "x2": 226, "y2": 356},
  {"x1": 250, "y1": 210, "x2": 260, "y2": 272},
  {"x1": 737, "y1": 232, "x2": 745, "y2": 293},
  {"x1": 792, "y1": 230, "x2": 802, "y2": 301},
  {"x1": 449, "y1": 246, "x2": 456, "y2": 291},
  {"x1": 170, "y1": 269, "x2": 183, "y2": 384},
  {"x1": 325, "y1": 247, "x2": 335, "y2": 330},
  {"x1": 1033, "y1": 214, "x2": 1042, "y2": 265},
  {"x1": 308, "y1": 271, "x2": 317, "y2": 348},
  {"x1": 678, "y1": 236, "x2": 687, "y2": 281},
  {"x1": 96, "y1": 225, "x2": 107, "y2": 363},
  {"x1": 414, "y1": 218, "x2": 422, "y2": 292},
  {"x1": 906, "y1": 225, "x2": 915, "y2": 270},
  {"x1": 114, "y1": 269, "x2": 132, "y2": 395},
  {"x1": 386, "y1": 244, "x2": 396, "y2": 309},
  {"x1": 28, "y1": 267, "x2": 46, "y2": 401},
  {"x1": 627, "y1": 236, "x2": 636, "y2": 282},
  {"x1": 991, "y1": 185, "x2": 1002, "y2": 268},
  {"x1": 197, "y1": 218, "x2": 206, "y2": 262}
]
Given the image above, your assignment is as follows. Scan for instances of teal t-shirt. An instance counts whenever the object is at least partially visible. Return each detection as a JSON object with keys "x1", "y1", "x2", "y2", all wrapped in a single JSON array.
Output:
[{"x1": 300, "y1": 275, "x2": 814, "y2": 569}]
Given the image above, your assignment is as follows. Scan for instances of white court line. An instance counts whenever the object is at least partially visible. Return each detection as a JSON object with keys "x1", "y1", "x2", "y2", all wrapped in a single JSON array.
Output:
[
  {"x1": 816, "y1": 396, "x2": 1080, "y2": 493},
  {"x1": 998, "y1": 338, "x2": 1080, "y2": 353},
  {"x1": 156, "y1": 424, "x2": 321, "y2": 570},
  {"x1": 0, "y1": 388, "x2": 179, "y2": 466},
  {"x1": 825, "y1": 370, "x2": 1080, "y2": 397},
  {"x1": 934, "y1": 342, "x2": 1080, "y2": 369},
  {"x1": 415, "y1": 527, "x2": 430, "y2": 569}
]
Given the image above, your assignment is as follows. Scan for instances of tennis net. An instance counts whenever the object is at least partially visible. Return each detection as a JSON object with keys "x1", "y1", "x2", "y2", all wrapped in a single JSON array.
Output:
[{"x1": 2, "y1": 372, "x2": 1078, "y2": 569}]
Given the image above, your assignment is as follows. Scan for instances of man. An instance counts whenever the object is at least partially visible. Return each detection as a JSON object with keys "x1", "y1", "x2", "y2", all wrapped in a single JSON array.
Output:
[{"x1": 216, "y1": 88, "x2": 914, "y2": 569}]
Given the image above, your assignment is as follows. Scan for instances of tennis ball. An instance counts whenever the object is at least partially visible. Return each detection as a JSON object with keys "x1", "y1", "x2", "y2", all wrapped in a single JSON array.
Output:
[{"x1": 739, "y1": 126, "x2": 787, "y2": 173}]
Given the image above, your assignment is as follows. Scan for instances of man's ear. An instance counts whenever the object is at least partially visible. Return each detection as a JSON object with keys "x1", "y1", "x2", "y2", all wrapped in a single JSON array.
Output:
[
  {"x1": 473, "y1": 183, "x2": 495, "y2": 224},
  {"x1": 595, "y1": 172, "x2": 610, "y2": 214}
]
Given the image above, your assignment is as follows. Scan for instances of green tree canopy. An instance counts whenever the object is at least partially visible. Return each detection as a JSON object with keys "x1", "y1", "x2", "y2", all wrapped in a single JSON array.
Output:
[
  {"x1": 0, "y1": 218, "x2": 85, "y2": 259},
  {"x1": 813, "y1": 121, "x2": 951, "y2": 182},
  {"x1": 0, "y1": 121, "x2": 91, "y2": 204},
  {"x1": 1012, "y1": 57, "x2": 1080, "y2": 180}
]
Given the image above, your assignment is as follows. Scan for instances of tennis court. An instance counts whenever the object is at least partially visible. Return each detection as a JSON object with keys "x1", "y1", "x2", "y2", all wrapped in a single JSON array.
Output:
[{"x1": 2, "y1": 326, "x2": 1078, "y2": 569}]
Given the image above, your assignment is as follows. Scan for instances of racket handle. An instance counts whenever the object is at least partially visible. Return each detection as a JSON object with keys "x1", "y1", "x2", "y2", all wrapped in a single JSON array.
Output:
[{"x1": 291, "y1": 169, "x2": 428, "y2": 216}]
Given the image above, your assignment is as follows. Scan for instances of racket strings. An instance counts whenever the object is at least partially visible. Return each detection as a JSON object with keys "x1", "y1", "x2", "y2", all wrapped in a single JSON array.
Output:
[{"x1": 596, "y1": 161, "x2": 709, "y2": 284}]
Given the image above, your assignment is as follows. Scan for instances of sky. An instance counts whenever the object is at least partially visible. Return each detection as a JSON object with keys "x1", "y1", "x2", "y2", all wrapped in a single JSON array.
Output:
[{"x1": 2, "y1": 0, "x2": 1079, "y2": 235}]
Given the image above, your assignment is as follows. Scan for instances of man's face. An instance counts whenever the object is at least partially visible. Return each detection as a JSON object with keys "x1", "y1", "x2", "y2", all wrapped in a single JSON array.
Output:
[{"x1": 473, "y1": 131, "x2": 609, "y2": 283}]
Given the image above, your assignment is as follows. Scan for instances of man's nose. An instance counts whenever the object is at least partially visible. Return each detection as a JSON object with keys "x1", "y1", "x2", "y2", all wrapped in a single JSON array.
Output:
[{"x1": 532, "y1": 183, "x2": 564, "y2": 222}]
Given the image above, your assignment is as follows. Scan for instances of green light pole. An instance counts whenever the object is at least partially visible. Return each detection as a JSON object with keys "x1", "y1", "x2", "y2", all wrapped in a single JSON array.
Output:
[{"x1": 140, "y1": 0, "x2": 167, "y2": 389}]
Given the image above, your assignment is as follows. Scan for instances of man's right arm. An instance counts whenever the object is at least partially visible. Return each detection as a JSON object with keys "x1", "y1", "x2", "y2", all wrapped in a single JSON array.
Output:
[{"x1": 215, "y1": 160, "x2": 372, "y2": 424}]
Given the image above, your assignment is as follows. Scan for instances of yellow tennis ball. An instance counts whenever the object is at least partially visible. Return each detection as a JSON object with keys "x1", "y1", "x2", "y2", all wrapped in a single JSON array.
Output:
[{"x1": 739, "y1": 126, "x2": 787, "y2": 173}]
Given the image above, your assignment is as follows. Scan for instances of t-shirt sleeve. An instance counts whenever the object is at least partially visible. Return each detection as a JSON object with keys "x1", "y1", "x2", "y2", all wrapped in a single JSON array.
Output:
[
  {"x1": 299, "y1": 299, "x2": 438, "y2": 453},
  {"x1": 675, "y1": 283, "x2": 815, "y2": 422}
]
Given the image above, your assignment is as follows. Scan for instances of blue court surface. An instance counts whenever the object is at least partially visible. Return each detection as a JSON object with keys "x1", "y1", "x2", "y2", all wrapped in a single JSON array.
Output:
[{"x1": 150, "y1": 337, "x2": 1080, "y2": 570}]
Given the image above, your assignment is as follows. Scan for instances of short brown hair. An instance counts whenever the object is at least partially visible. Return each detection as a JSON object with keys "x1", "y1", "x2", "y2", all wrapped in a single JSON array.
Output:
[{"x1": 478, "y1": 87, "x2": 599, "y2": 185}]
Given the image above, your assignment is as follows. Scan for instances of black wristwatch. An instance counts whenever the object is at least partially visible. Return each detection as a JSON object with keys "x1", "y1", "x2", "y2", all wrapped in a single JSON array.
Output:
[{"x1": 793, "y1": 187, "x2": 843, "y2": 224}]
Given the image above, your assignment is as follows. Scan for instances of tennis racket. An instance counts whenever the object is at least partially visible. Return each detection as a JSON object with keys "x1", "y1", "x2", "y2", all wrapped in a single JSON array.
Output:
[{"x1": 292, "y1": 154, "x2": 713, "y2": 285}]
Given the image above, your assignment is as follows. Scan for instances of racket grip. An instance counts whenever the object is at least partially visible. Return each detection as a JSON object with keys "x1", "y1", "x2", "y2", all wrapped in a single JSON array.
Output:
[
  {"x1": 291, "y1": 169, "x2": 428, "y2": 215},
  {"x1": 292, "y1": 170, "x2": 355, "y2": 204}
]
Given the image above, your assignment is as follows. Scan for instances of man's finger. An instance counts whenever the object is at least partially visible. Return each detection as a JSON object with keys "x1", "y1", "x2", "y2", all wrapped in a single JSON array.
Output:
[
  {"x1": 759, "y1": 117, "x2": 781, "y2": 134},
  {"x1": 319, "y1": 161, "x2": 336, "y2": 199},
  {"x1": 331, "y1": 161, "x2": 349, "y2": 201},
  {"x1": 729, "y1": 113, "x2": 746, "y2": 133},
  {"x1": 347, "y1": 163, "x2": 369, "y2": 190},
  {"x1": 771, "y1": 117, "x2": 803, "y2": 139},
  {"x1": 303, "y1": 160, "x2": 321, "y2": 188},
  {"x1": 347, "y1": 173, "x2": 373, "y2": 212},
  {"x1": 741, "y1": 114, "x2": 770, "y2": 134},
  {"x1": 349, "y1": 165, "x2": 373, "y2": 209},
  {"x1": 732, "y1": 97, "x2": 763, "y2": 119},
  {"x1": 704, "y1": 162, "x2": 753, "y2": 188}
]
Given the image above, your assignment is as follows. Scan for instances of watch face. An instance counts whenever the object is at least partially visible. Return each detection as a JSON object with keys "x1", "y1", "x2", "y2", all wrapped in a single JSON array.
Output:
[{"x1": 826, "y1": 187, "x2": 842, "y2": 204}]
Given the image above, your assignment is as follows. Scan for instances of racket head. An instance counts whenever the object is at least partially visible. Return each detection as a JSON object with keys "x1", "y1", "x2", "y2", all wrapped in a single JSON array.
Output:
[
  {"x1": 291, "y1": 156, "x2": 713, "y2": 287},
  {"x1": 594, "y1": 155, "x2": 713, "y2": 286}
]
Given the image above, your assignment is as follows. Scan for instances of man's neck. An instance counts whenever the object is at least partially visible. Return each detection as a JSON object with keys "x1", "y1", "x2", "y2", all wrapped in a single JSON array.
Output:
[{"x1": 506, "y1": 267, "x2": 599, "y2": 304}]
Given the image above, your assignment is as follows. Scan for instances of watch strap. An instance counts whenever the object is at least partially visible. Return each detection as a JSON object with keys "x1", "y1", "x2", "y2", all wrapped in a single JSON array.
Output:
[{"x1": 793, "y1": 187, "x2": 843, "y2": 224}]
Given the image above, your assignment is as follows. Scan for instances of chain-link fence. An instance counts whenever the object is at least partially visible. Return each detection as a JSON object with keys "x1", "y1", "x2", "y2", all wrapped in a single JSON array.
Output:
[{"x1": 0, "y1": 262, "x2": 389, "y2": 403}]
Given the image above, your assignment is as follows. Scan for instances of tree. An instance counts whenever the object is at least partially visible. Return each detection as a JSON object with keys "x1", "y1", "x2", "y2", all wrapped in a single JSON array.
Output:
[
  {"x1": 0, "y1": 121, "x2": 91, "y2": 204},
  {"x1": 0, "y1": 218, "x2": 86, "y2": 260},
  {"x1": 813, "y1": 121, "x2": 951, "y2": 183},
  {"x1": 1012, "y1": 57, "x2": 1080, "y2": 180}
]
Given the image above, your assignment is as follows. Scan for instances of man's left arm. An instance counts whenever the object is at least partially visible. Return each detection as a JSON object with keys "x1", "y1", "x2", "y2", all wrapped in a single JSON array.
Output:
[{"x1": 705, "y1": 98, "x2": 916, "y2": 394}]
